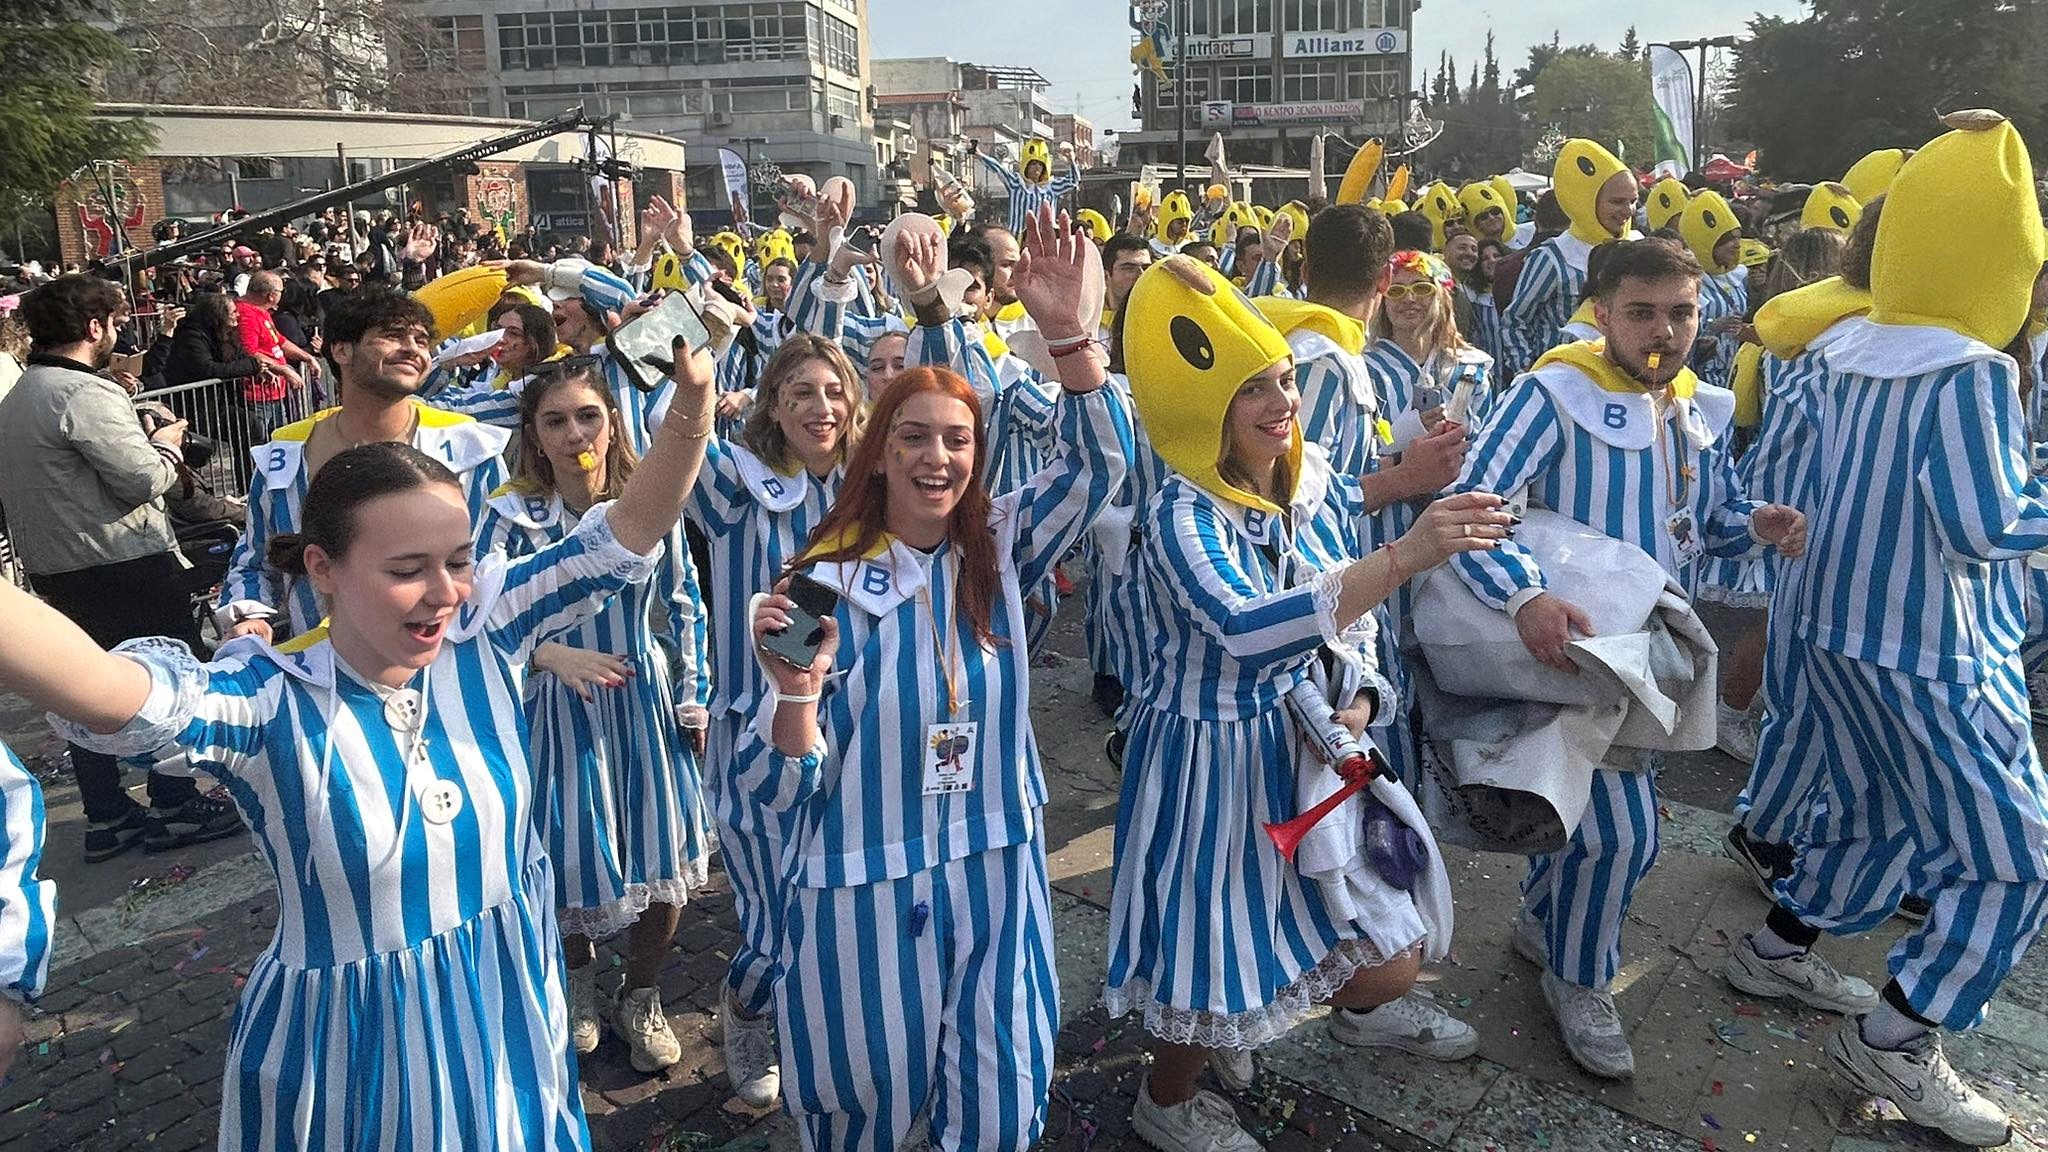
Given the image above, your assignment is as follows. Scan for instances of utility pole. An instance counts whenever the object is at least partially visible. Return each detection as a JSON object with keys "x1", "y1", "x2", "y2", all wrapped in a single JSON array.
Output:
[
  {"x1": 1174, "y1": 0, "x2": 1189, "y2": 191},
  {"x1": 1667, "y1": 35, "x2": 1738, "y2": 171}
]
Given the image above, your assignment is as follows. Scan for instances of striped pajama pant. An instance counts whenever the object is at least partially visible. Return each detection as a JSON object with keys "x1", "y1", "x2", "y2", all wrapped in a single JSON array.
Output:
[
  {"x1": 710, "y1": 711, "x2": 796, "y2": 1016},
  {"x1": 1522, "y1": 762, "x2": 1662, "y2": 990},
  {"x1": 1776, "y1": 643, "x2": 2048, "y2": 1029},
  {"x1": 778, "y1": 839, "x2": 1059, "y2": 1152},
  {"x1": 2023, "y1": 564, "x2": 2048, "y2": 674},
  {"x1": 1735, "y1": 604, "x2": 1820, "y2": 846}
]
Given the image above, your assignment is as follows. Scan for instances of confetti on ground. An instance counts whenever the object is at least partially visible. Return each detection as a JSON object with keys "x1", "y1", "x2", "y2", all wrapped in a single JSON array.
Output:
[
  {"x1": 1733, "y1": 1003, "x2": 1762, "y2": 1017},
  {"x1": 1702, "y1": 1113, "x2": 1722, "y2": 1130},
  {"x1": 1764, "y1": 1024, "x2": 1803, "y2": 1041},
  {"x1": 1713, "y1": 1021, "x2": 1754, "y2": 1053},
  {"x1": 1710, "y1": 1081, "x2": 1724, "y2": 1095}
]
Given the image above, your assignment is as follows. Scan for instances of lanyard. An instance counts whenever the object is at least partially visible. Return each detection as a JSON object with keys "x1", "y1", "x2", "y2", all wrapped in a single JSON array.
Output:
[
  {"x1": 1655, "y1": 400, "x2": 1693, "y2": 509},
  {"x1": 920, "y1": 564, "x2": 965, "y2": 716}
]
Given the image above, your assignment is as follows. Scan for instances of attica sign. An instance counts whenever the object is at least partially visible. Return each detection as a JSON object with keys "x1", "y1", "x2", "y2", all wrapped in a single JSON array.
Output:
[{"x1": 1284, "y1": 29, "x2": 1408, "y2": 57}]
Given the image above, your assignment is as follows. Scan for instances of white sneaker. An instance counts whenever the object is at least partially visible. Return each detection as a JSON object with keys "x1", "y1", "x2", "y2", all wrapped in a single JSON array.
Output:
[
  {"x1": 1328, "y1": 989, "x2": 1481, "y2": 1060},
  {"x1": 1725, "y1": 935, "x2": 1881, "y2": 1015},
  {"x1": 720, "y1": 985, "x2": 781, "y2": 1108},
  {"x1": 1540, "y1": 970, "x2": 1635, "y2": 1079},
  {"x1": 1132, "y1": 1077, "x2": 1263, "y2": 1151},
  {"x1": 1825, "y1": 1022, "x2": 2013, "y2": 1148},
  {"x1": 1716, "y1": 699, "x2": 1760, "y2": 763},
  {"x1": 1511, "y1": 912, "x2": 1547, "y2": 967},
  {"x1": 567, "y1": 963, "x2": 603, "y2": 1055},
  {"x1": 1208, "y1": 1047, "x2": 1255, "y2": 1093},
  {"x1": 615, "y1": 985, "x2": 683, "y2": 1073}
]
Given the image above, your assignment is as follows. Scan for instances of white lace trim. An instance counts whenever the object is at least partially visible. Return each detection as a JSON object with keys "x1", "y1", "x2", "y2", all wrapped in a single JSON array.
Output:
[
  {"x1": 1101, "y1": 936, "x2": 1391, "y2": 1050},
  {"x1": 50, "y1": 637, "x2": 209, "y2": 759},
  {"x1": 557, "y1": 865, "x2": 712, "y2": 941},
  {"x1": 1309, "y1": 560, "x2": 1355, "y2": 645}
]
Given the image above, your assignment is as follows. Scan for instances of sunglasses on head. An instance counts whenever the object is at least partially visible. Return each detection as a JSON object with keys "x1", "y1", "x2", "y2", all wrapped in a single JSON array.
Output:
[
  {"x1": 1383, "y1": 282, "x2": 1442, "y2": 302},
  {"x1": 530, "y1": 353, "x2": 605, "y2": 380}
]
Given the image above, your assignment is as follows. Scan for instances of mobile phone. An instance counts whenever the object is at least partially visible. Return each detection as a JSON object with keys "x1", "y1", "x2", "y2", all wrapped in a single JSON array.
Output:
[
  {"x1": 607, "y1": 291, "x2": 712, "y2": 392},
  {"x1": 761, "y1": 573, "x2": 840, "y2": 671},
  {"x1": 841, "y1": 224, "x2": 882, "y2": 259},
  {"x1": 1413, "y1": 383, "x2": 1445, "y2": 413}
]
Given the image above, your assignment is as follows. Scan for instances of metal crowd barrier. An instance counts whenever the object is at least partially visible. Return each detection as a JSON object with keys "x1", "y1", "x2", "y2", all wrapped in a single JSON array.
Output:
[{"x1": 131, "y1": 372, "x2": 321, "y2": 500}]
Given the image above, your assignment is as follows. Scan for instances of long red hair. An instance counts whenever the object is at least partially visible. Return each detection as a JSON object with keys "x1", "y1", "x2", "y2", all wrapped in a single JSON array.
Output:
[{"x1": 795, "y1": 367, "x2": 1004, "y2": 648}]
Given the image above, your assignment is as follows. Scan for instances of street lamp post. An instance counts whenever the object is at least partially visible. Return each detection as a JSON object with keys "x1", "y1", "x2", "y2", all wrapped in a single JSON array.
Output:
[
  {"x1": 1666, "y1": 36, "x2": 1739, "y2": 172},
  {"x1": 727, "y1": 135, "x2": 770, "y2": 227}
]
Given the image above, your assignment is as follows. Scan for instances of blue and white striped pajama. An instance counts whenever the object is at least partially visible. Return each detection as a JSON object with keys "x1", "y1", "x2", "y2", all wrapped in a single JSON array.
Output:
[
  {"x1": 1500, "y1": 236, "x2": 1591, "y2": 380},
  {"x1": 978, "y1": 154, "x2": 1078, "y2": 240},
  {"x1": 0, "y1": 743, "x2": 54, "y2": 1006}
]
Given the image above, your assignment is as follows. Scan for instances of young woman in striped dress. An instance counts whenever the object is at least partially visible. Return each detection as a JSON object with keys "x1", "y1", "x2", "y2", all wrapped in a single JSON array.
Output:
[
  {"x1": 685, "y1": 332, "x2": 867, "y2": 1109},
  {"x1": 1107, "y1": 255, "x2": 1509, "y2": 1151},
  {"x1": 742, "y1": 209, "x2": 1129, "y2": 1152},
  {"x1": 1445, "y1": 232, "x2": 1506, "y2": 367},
  {"x1": 477, "y1": 360, "x2": 713, "y2": 1074},
  {"x1": 1676, "y1": 191, "x2": 1750, "y2": 389},
  {"x1": 0, "y1": 334, "x2": 721, "y2": 1152}
]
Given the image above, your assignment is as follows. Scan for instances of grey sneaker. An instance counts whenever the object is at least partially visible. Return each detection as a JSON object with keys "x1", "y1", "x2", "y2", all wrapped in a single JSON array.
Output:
[
  {"x1": 1725, "y1": 934, "x2": 1880, "y2": 1015},
  {"x1": 1826, "y1": 1022, "x2": 2012, "y2": 1148},
  {"x1": 615, "y1": 985, "x2": 682, "y2": 1073},
  {"x1": 567, "y1": 963, "x2": 603, "y2": 1054},
  {"x1": 1511, "y1": 912, "x2": 1547, "y2": 967},
  {"x1": 1328, "y1": 989, "x2": 1481, "y2": 1060},
  {"x1": 1716, "y1": 699, "x2": 1760, "y2": 763},
  {"x1": 1541, "y1": 970, "x2": 1634, "y2": 1079},
  {"x1": 1207, "y1": 1046, "x2": 1255, "y2": 1093},
  {"x1": 720, "y1": 985, "x2": 781, "y2": 1108},
  {"x1": 1132, "y1": 1077, "x2": 1263, "y2": 1151}
]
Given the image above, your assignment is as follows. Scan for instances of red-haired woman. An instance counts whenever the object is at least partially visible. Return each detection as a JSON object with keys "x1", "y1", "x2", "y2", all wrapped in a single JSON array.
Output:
[{"x1": 741, "y1": 209, "x2": 1131, "y2": 1152}]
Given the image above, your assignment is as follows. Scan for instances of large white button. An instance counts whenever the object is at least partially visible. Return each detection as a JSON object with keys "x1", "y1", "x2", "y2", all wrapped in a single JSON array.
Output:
[
  {"x1": 418, "y1": 780, "x2": 464, "y2": 825},
  {"x1": 383, "y1": 688, "x2": 425, "y2": 732}
]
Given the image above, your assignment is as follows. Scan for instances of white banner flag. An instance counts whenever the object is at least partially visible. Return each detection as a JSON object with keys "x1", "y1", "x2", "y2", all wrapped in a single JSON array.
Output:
[{"x1": 1648, "y1": 46, "x2": 1695, "y2": 180}]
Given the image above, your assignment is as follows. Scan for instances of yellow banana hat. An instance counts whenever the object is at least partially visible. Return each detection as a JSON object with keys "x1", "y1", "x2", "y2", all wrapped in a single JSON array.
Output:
[
  {"x1": 1645, "y1": 177, "x2": 1689, "y2": 231},
  {"x1": 1379, "y1": 197, "x2": 1410, "y2": 216},
  {"x1": 413, "y1": 265, "x2": 509, "y2": 340},
  {"x1": 1678, "y1": 191, "x2": 1741, "y2": 274},
  {"x1": 754, "y1": 228, "x2": 796, "y2": 267},
  {"x1": 1019, "y1": 138, "x2": 1054, "y2": 185},
  {"x1": 1841, "y1": 148, "x2": 1910, "y2": 205},
  {"x1": 1077, "y1": 208, "x2": 1113, "y2": 244},
  {"x1": 1800, "y1": 182, "x2": 1862, "y2": 233},
  {"x1": 1457, "y1": 182, "x2": 1511, "y2": 230},
  {"x1": 1419, "y1": 183, "x2": 1462, "y2": 250},
  {"x1": 1871, "y1": 111, "x2": 2044, "y2": 348},
  {"x1": 1555, "y1": 139, "x2": 1632, "y2": 245},
  {"x1": 1125, "y1": 256, "x2": 1297, "y2": 515},
  {"x1": 1490, "y1": 175, "x2": 1517, "y2": 215},
  {"x1": 1385, "y1": 165, "x2": 1412, "y2": 205},
  {"x1": 1738, "y1": 239, "x2": 1774, "y2": 268},
  {"x1": 707, "y1": 231, "x2": 748, "y2": 278},
  {"x1": 1252, "y1": 205, "x2": 1276, "y2": 231},
  {"x1": 1277, "y1": 201, "x2": 1312, "y2": 244},
  {"x1": 1156, "y1": 191, "x2": 1194, "y2": 243},
  {"x1": 1209, "y1": 201, "x2": 1258, "y2": 247},
  {"x1": 651, "y1": 250, "x2": 692, "y2": 293},
  {"x1": 1335, "y1": 139, "x2": 1384, "y2": 206}
]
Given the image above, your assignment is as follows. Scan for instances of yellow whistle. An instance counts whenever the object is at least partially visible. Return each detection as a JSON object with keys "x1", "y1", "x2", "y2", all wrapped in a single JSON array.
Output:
[
  {"x1": 1646, "y1": 353, "x2": 1663, "y2": 373},
  {"x1": 576, "y1": 451, "x2": 597, "y2": 471}
]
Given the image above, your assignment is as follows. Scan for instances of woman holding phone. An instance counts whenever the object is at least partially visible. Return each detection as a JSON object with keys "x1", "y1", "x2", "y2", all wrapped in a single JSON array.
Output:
[
  {"x1": 478, "y1": 359, "x2": 713, "y2": 1074},
  {"x1": 0, "y1": 335, "x2": 721, "y2": 1152},
  {"x1": 744, "y1": 206, "x2": 1130, "y2": 1152}
]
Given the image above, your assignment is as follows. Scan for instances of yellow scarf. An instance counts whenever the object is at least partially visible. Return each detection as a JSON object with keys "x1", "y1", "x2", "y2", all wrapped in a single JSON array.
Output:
[
  {"x1": 1536, "y1": 338, "x2": 1698, "y2": 399},
  {"x1": 1255, "y1": 297, "x2": 1366, "y2": 356}
]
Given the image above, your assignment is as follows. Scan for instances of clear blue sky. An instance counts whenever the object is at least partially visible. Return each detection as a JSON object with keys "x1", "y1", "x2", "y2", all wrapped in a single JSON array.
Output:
[{"x1": 865, "y1": 0, "x2": 1811, "y2": 131}]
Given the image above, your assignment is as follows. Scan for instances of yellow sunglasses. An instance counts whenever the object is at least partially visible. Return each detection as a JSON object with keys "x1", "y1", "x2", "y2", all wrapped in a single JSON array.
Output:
[{"x1": 1383, "y1": 282, "x2": 1443, "y2": 301}]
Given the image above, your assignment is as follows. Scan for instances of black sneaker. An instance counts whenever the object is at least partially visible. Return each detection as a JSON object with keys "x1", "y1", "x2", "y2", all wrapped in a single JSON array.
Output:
[
  {"x1": 143, "y1": 795, "x2": 244, "y2": 852},
  {"x1": 1103, "y1": 728, "x2": 1128, "y2": 771},
  {"x1": 84, "y1": 803, "x2": 150, "y2": 862},
  {"x1": 1092, "y1": 673, "x2": 1125, "y2": 719},
  {"x1": 1725, "y1": 824, "x2": 1796, "y2": 899},
  {"x1": 1896, "y1": 894, "x2": 1932, "y2": 924}
]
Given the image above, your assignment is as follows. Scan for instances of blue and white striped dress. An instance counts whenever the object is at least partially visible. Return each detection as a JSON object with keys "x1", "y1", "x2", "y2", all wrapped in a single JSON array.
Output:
[
  {"x1": 1697, "y1": 345, "x2": 1830, "y2": 608},
  {"x1": 1770, "y1": 321, "x2": 2048, "y2": 1030},
  {"x1": 55, "y1": 504, "x2": 663, "y2": 1152},
  {"x1": 978, "y1": 154, "x2": 1079, "y2": 239},
  {"x1": 1460, "y1": 283, "x2": 1506, "y2": 368},
  {"x1": 1105, "y1": 451, "x2": 1418, "y2": 1047},
  {"x1": 733, "y1": 386, "x2": 1128, "y2": 1152},
  {"x1": 1451, "y1": 361, "x2": 1765, "y2": 990},
  {"x1": 478, "y1": 491, "x2": 710, "y2": 940},
  {"x1": 1361, "y1": 340, "x2": 1499, "y2": 613},
  {"x1": 0, "y1": 743, "x2": 55, "y2": 1006},
  {"x1": 2020, "y1": 327, "x2": 2048, "y2": 673},
  {"x1": 1500, "y1": 235, "x2": 1593, "y2": 380},
  {"x1": 684, "y1": 435, "x2": 844, "y2": 1015},
  {"x1": 216, "y1": 404, "x2": 509, "y2": 639},
  {"x1": 1082, "y1": 374, "x2": 1170, "y2": 707},
  {"x1": 1693, "y1": 272, "x2": 1749, "y2": 389}
]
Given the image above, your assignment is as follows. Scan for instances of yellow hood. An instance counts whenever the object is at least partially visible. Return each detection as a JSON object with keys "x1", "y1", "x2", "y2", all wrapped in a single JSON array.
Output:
[
  {"x1": 1125, "y1": 257, "x2": 1298, "y2": 514},
  {"x1": 1738, "y1": 239, "x2": 1774, "y2": 268},
  {"x1": 1536, "y1": 338, "x2": 1698, "y2": 400},
  {"x1": 1156, "y1": 191, "x2": 1194, "y2": 243},
  {"x1": 707, "y1": 231, "x2": 748, "y2": 279},
  {"x1": 1753, "y1": 276, "x2": 1872, "y2": 358},
  {"x1": 1252, "y1": 205, "x2": 1275, "y2": 231},
  {"x1": 1678, "y1": 191, "x2": 1741, "y2": 274},
  {"x1": 754, "y1": 229, "x2": 796, "y2": 267},
  {"x1": 1256, "y1": 297, "x2": 1367, "y2": 356},
  {"x1": 1869, "y1": 111, "x2": 2045, "y2": 349},
  {"x1": 1800, "y1": 182, "x2": 1862, "y2": 233},
  {"x1": 1277, "y1": 201, "x2": 1312, "y2": 244},
  {"x1": 414, "y1": 265, "x2": 510, "y2": 340},
  {"x1": 1019, "y1": 139, "x2": 1053, "y2": 186},
  {"x1": 1491, "y1": 175, "x2": 1518, "y2": 217},
  {"x1": 1077, "y1": 208, "x2": 1113, "y2": 244},
  {"x1": 1555, "y1": 139, "x2": 1632, "y2": 245},
  {"x1": 1418, "y1": 183, "x2": 1462, "y2": 250},
  {"x1": 1841, "y1": 148, "x2": 1910, "y2": 205},
  {"x1": 1210, "y1": 201, "x2": 1258, "y2": 247},
  {"x1": 1645, "y1": 177, "x2": 1689, "y2": 231},
  {"x1": 1458, "y1": 182, "x2": 1511, "y2": 230}
]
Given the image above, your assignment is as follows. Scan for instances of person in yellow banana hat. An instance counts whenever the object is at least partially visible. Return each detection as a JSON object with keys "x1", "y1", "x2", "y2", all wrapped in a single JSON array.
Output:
[
  {"x1": 1453, "y1": 237, "x2": 1808, "y2": 1083},
  {"x1": 1076, "y1": 207, "x2": 1114, "y2": 245},
  {"x1": 1150, "y1": 189, "x2": 1195, "y2": 256},
  {"x1": 1501, "y1": 140, "x2": 1640, "y2": 378},
  {"x1": 1644, "y1": 176, "x2": 1690, "y2": 232},
  {"x1": 1416, "y1": 182, "x2": 1463, "y2": 251},
  {"x1": 1724, "y1": 112, "x2": 2048, "y2": 1152},
  {"x1": 1108, "y1": 249, "x2": 1508, "y2": 1151},
  {"x1": 1458, "y1": 181, "x2": 1514, "y2": 248},
  {"x1": 973, "y1": 136, "x2": 1079, "y2": 238},
  {"x1": 1839, "y1": 147, "x2": 1911, "y2": 205},
  {"x1": 1677, "y1": 190, "x2": 1749, "y2": 386},
  {"x1": 1800, "y1": 182, "x2": 1863, "y2": 233}
]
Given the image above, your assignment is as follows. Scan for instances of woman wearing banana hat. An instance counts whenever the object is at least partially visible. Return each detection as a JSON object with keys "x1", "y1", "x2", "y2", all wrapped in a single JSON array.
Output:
[
  {"x1": 1501, "y1": 140, "x2": 1641, "y2": 378},
  {"x1": 1677, "y1": 190, "x2": 1749, "y2": 387},
  {"x1": 1103, "y1": 254, "x2": 1509, "y2": 1150},
  {"x1": 1722, "y1": 111, "x2": 2048, "y2": 1150}
]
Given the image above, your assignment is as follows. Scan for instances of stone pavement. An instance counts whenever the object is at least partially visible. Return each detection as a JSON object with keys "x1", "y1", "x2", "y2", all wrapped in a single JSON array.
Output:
[{"x1": 2, "y1": 605, "x2": 2044, "y2": 1151}]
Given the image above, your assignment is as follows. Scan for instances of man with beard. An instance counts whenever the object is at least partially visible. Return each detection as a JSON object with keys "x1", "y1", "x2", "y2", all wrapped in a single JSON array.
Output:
[
  {"x1": 0, "y1": 276, "x2": 241, "y2": 859},
  {"x1": 215, "y1": 288, "x2": 509, "y2": 643}
]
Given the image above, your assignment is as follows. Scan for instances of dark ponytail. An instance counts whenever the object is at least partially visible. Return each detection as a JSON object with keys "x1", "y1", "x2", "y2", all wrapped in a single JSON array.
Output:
[{"x1": 269, "y1": 443, "x2": 459, "y2": 575}]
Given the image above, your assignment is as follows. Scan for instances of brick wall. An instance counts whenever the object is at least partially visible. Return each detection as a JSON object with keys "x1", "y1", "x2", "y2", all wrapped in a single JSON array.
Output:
[{"x1": 55, "y1": 159, "x2": 167, "y2": 266}]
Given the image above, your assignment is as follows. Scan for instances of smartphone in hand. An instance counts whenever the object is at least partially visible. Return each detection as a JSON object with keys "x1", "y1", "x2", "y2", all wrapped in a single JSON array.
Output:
[{"x1": 761, "y1": 573, "x2": 841, "y2": 671}]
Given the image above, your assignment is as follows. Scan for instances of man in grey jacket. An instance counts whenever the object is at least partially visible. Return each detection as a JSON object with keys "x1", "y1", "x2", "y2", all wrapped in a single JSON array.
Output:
[{"x1": 0, "y1": 275, "x2": 240, "y2": 861}]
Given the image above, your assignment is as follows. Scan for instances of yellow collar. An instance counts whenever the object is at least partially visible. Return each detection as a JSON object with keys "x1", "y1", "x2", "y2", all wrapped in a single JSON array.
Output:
[
  {"x1": 1256, "y1": 298, "x2": 1367, "y2": 356},
  {"x1": 1536, "y1": 339, "x2": 1697, "y2": 399}
]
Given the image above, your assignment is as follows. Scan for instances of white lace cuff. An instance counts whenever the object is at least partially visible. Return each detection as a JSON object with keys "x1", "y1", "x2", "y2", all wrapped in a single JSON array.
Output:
[
  {"x1": 1309, "y1": 561, "x2": 1355, "y2": 645},
  {"x1": 214, "y1": 599, "x2": 276, "y2": 631},
  {"x1": 814, "y1": 273, "x2": 860, "y2": 304},
  {"x1": 47, "y1": 637, "x2": 205, "y2": 759},
  {"x1": 572, "y1": 501, "x2": 663, "y2": 584}
]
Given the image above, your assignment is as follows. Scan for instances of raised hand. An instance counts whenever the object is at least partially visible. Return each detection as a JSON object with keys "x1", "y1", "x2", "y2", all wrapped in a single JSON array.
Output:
[
  {"x1": 1012, "y1": 204, "x2": 1103, "y2": 343},
  {"x1": 1261, "y1": 212, "x2": 1296, "y2": 263}
]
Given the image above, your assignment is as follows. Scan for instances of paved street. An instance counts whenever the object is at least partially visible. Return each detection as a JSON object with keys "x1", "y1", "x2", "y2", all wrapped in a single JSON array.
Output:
[{"x1": 3, "y1": 602, "x2": 2044, "y2": 1151}]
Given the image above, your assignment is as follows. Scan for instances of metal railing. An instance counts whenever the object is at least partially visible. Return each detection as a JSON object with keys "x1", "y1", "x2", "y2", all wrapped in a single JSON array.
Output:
[{"x1": 132, "y1": 372, "x2": 322, "y2": 500}]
